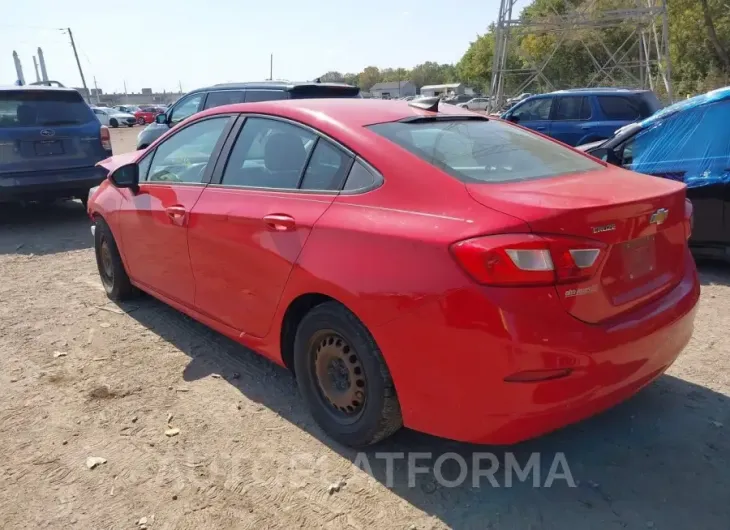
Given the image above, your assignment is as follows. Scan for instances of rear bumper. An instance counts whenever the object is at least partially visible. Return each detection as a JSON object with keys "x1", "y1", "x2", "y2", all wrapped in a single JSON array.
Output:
[
  {"x1": 373, "y1": 251, "x2": 700, "y2": 444},
  {"x1": 0, "y1": 165, "x2": 108, "y2": 202}
]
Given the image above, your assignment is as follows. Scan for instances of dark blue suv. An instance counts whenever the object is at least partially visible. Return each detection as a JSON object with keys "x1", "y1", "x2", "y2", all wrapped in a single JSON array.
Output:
[
  {"x1": 0, "y1": 86, "x2": 111, "y2": 206},
  {"x1": 500, "y1": 88, "x2": 661, "y2": 146}
]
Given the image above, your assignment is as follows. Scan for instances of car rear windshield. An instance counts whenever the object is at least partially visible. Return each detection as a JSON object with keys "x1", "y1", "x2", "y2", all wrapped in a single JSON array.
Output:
[
  {"x1": 0, "y1": 90, "x2": 95, "y2": 128},
  {"x1": 367, "y1": 118, "x2": 602, "y2": 183}
]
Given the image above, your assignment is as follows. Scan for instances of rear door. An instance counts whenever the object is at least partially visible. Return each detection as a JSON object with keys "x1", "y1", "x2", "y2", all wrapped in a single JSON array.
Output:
[
  {"x1": 549, "y1": 95, "x2": 592, "y2": 146},
  {"x1": 202, "y1": 90, "x2": 246, "y2": 109},
  {"x1": 507, "y1": 97, "x2": 554, "y2": 134},
  {"x1": 594, "y1": 95, "x2": 644, "y2": 136},
  {"x1": 0, "y1": 89, "x2": 106, "y2": 176},
  {"x1": 189, "y1": 115, "x2": 353, "y2": 337}
]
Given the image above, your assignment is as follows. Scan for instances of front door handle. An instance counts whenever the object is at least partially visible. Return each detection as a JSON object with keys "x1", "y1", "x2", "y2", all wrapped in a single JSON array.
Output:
[
  {"x1": 263, "y1": 214, "x2": 296, "y2": 232},
  {"x1": 536, "y1": 126, "x2": 546, "y2": 131},
  {"x1": 165, "y1": 205, "x2": 187, "y2": 226}
]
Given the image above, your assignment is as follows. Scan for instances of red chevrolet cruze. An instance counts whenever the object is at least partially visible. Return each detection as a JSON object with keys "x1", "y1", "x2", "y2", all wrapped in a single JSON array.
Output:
[{"x1": 88, "y1": 98, "x2": 700, "y2": 447}]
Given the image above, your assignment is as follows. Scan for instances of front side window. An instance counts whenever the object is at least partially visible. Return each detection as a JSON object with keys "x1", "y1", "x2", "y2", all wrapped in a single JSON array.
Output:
[
  {"x1": 368, "y1": 118, "x2": 602, "y2": 183},
  {"x1": 511, "y1": 98, "x2": 552, "y2": 121},
  {"x1": 204, "y1": 90, "x2": 246, "y2": 110},
  {"x1": 221, "y1": 117, "x2": 315, "y2": 189},
  {"x1": 168, "y1": 94, "x2": 203, "y2": 125},
  {"x1": 146, "y1": 117, "x2": 229, "y2": 183},
  {"x1": 554, "y1": 97, "x2": 590, "y2": 120}
]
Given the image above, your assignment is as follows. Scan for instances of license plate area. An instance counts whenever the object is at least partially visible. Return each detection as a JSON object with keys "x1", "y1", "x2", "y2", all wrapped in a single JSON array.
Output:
[
  {"x1": 34, "y1": 140, "x2": 64, "y2": 156},
  {"x1": 622, "y1": 235, "x2": 656, "y2": 280}
]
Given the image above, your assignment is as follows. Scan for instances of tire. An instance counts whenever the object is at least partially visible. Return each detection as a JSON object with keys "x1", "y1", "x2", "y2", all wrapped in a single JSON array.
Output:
[
  {"x1": 94, "y1": 218, "x2": 137, "y2": 301},
  {"x1": 80, "y1": 196, "x2": 88, "y2": 209},
  {"x1": 137, "y1": 117, "x2": 145, "y2": 125},
  {"x1": 294, "y1": 302, "x2": 402, "y2": 447},
  {"x1": 127, "y1": 123, "x2": 133, "y2": 128},
  {"x1": 109, "y1": 118, "x2": 119, "y2": 128}
]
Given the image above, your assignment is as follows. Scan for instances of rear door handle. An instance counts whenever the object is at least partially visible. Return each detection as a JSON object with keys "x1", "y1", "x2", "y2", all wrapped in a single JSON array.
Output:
[
  {"x1": 263, "y1": 214, "x2": 296, "y2": 232},
  {"x1": 165, "y1": 205, "x2": 187, "y2": 226}
]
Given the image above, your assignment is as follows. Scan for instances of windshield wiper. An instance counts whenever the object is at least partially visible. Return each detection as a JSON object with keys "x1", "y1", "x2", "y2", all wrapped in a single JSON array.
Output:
[{"x1": 39, "y1": 120, "x2": 81, "y2": 126}]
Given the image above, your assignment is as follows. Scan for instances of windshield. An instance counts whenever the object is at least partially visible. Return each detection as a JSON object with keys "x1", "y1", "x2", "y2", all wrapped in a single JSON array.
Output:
[
  {"x1": 368, "y1": 118, "x2": 602, "y2": 183},
  {"x1": 0, "y1": 90, "x2": 95, "y2": 128}
]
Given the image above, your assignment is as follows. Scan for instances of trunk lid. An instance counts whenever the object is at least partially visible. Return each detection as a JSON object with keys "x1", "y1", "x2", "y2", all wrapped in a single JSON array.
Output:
[{"x1": 466, "y1": 166, "x2": 688, "y2": 323}]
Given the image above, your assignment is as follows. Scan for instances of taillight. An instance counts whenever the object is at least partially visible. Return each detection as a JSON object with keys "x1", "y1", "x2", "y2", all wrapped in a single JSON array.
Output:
[
  {"x1": 100, "y1": 126, "x2": 112, "y2": 151},
  {"x1": 450, "y1": 234, "x2": 607, "y2": 286},
  {"x1": 684, "y1": 198, "x2": 693, "y2": 240}
]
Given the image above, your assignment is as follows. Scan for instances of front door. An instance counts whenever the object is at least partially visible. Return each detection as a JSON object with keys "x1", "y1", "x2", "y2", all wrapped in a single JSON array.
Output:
[
  {"x1": 189, "y1": 116, "x2": 353, "y2": 337},
  {"x1": 117, "y1": 115, "x2": 233, "y2": 305},
  {"x1": 508, "y1": 97, "x2": 554, "y2": 136}
]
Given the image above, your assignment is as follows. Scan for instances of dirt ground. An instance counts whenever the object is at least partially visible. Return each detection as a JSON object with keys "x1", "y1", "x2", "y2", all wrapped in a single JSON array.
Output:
[{"x1": 0, "y1": 125, "x2": 728, "y2": 529}]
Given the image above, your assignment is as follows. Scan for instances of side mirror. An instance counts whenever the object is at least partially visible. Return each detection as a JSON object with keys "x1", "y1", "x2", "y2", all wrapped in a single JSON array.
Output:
[
  {"x1": 109, "y1": 162, "x2": 139, "y2": 192},
  {"x1": 507, "y1": 114, "x2": 520, "y2": 123},
  {"x1": 155, "y1": 113, "x2": 168, "y2": 125}
]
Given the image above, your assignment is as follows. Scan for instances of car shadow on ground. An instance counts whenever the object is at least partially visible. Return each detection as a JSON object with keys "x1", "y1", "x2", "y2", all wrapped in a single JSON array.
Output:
[
  {"x1": 0, "y1": 200, "x2": 92, "y2": 256},
  {"x1": 126, "y1": 295, "x2": 730, "y2": 530}
]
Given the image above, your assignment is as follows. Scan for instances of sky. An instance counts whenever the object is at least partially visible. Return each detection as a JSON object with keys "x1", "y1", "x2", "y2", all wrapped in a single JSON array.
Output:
[{"x1": 0, "y1": 0, "x2": 528, "y2": 94}]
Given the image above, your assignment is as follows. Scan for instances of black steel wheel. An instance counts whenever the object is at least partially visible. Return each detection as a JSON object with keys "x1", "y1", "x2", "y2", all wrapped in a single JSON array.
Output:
[
  {"x1": 94, "y1": 218, "x2": 136, "y2": 301},
  {"x1": 294, "y1": 302, "x2": 402, "y2": 447}
]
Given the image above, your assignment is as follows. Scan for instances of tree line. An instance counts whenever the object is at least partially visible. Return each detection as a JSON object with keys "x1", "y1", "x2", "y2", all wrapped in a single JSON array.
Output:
[{"x1": 321, "y1": 0, "x2": 730, "y2": 99}]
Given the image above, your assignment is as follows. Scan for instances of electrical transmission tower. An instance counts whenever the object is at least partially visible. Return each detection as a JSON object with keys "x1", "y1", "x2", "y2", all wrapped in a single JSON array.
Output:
[{"x1": 488, "y1": 0, "x2": 672, "y2": 111}]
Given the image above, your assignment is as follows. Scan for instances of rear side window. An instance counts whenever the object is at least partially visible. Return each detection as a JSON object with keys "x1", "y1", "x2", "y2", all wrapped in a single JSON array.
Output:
[
  {"x1": 244, "y1": 90, "x2": 289, "y2": 102},
  {"x1": 597, "y1": 96, "x2": 641, "y2": 120},
  {"x1": 554, "y1": 97, "x2": 591, "y2": 120},
  {"x1": 300, "y1": 139, "x2": 352, "y2": 190},
  {"x1": 0, "y1": 90, "x2": 95, "y2": 128},
  {"x1": 368, "y1": 119, "x2": 602, "y2": 183},
  {"x1": 344, "y1": 160, "x2": 379, "y2": 191},
  {"x1": 204, "y1": 90, "x2": 246, "y2": 110},
  {"x1": 289, "y1": 86, "x2": 360, "y2": 99}
]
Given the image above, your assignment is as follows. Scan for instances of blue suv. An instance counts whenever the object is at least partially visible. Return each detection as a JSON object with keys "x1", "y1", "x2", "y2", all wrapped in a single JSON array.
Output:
[
  {"x1": 500, "y1": 88, "x2": 661, "y2": 146},
  {"x1": 0, "y1": 86, "x2": 112, "y2": 206}
]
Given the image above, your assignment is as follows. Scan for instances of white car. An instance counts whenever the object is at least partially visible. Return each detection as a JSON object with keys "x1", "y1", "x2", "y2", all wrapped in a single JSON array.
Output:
[
  {"x1": 91, "y1": 107, "x2": 136, "y2": 128},
  {"x1": 458, "y1": 97, "x2": 490, "y2": 111},
  {"x1": 113, "y1": 104, "x2": 139, "y2": 114}
]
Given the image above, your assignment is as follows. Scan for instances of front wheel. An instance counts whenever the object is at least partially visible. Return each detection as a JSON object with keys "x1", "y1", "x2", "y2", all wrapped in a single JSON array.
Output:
[
  {"x1": 94, "y1": 218, "x2": 137, "y2": 301},
  {"x1": 294, "y1": 302, "x2": 402, "y2": 447},
  {"x1": 109, "y1": 118, "x2": 119, "y2": 128},
  {"x1": 137, "y1": 117, "x2": 145, "y2": 125}
]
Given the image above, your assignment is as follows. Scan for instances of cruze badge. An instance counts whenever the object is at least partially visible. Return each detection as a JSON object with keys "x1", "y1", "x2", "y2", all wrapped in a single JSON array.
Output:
[
  {"x1": 592, "y1": 223, "x2": 616, "y2": 234},
  {"x1": 564, "y1": 285, "x2": 598, "y2": 297},
  {"x1": 650, "y1": 208, "x2": 669, "y2": 225}
]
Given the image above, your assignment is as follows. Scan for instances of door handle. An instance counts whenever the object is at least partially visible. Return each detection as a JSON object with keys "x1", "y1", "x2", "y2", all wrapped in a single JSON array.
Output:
[
  {"x1": 536, "y1": 126, "x2": 546, "y2": 130},
  {"x1": 165, "y1": 205, "x2": 187, "y2": 226},
  {"x1": 263, "y1": 214, "x2": 295, "y2": 232}
]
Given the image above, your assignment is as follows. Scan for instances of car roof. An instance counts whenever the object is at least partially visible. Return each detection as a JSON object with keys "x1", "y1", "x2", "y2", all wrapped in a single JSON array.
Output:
[
  {"x1": 532, "y1": 88, "x2": 652, "y2": 97},
  {"x1": 189, "y1": 81, "x2": 357, "y2": 93},
  {"x1": 637, "y1": 85, "x2": 730, "y2": 129},
  {"x1": 193, "y1": 98, "x2": 475, "y2": 128},
  {"x1": 0, "y1": 85, "x2": 80, "y2": 93}
]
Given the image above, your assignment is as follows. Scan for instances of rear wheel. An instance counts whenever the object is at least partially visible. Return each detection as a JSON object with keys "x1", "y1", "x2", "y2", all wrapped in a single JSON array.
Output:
[
  {"x1": 94, "y1": 218, "x2": 136, "y2": 301},
  {"x1": 294, "y1": 302, "x2": 402, "y2": 447},
  {"x1": 109, "y1": 118, "x2": 119, "y2": 128}
]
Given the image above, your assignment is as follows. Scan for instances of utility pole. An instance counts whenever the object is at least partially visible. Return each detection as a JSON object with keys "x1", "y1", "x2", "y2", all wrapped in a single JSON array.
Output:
[
  {"x1": 123, "y1": 80, "x2": 127, "y2": 96},
  {"x1": 93, "y1": 76, "x2": 101, "y2": 105},
  {"x1": 66, "y1": 28, "x2": 90, "y2": 103},
  {"x1": 178, "y1": 80, "x2": 183, "y2": 94},
  {"x1": 269, "y1": 54, "x2": 273, "y2": 80}
]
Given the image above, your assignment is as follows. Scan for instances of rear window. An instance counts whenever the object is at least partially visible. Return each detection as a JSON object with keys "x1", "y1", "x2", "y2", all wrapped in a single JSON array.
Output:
[
  {"x1": 289, "y1": 85, "x2": 360, "y2": 99},
  {"x1": 597, "y1": 94, "x2": 658, "y2": 120},
  {"x1": 368, "y1": 119, "x2": 602, "y2": 183},
  {"x1": 0, "y1": 90, "x2": 95, "y2": 128}
]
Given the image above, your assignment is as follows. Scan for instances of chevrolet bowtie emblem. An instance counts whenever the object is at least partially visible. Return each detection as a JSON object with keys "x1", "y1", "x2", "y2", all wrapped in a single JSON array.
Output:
[{"x1": 650, "y1": 208, "x2": 669, "y2": 225}]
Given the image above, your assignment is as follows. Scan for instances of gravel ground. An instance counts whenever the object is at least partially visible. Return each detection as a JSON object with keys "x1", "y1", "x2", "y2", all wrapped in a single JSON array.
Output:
[{"x1": 0, "y1": 126, "x2": 728, "y2": 529}]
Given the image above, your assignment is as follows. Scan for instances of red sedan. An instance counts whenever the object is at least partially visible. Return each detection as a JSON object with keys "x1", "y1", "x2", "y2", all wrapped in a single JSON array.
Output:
[
  {"x1": 134, "y1": 106, "x2": 164, "y2": 125},
  {"x1": 88, "y1": 98, "x2": 699, "y2": 447}
]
